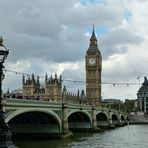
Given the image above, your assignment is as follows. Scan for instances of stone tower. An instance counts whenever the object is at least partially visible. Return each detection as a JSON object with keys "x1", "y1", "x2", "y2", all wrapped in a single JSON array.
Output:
[
  {"x1": 22, "y1": 74, "x2": 40, "y2": 97},
  {"x1": 22, "y1": 73, "x2": 62, "y2": 101},
  {"x1": 85, "y1": 26, "x2": 102, "y2": 105},
  {"x1": 45, "y1": 74, "x2": 62, "y2": 101}
]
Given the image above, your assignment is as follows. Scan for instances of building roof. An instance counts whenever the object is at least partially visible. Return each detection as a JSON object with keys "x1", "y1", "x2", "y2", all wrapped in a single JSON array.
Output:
[
  {"x1": 138, "y1": 76, "x2": 148, "y2": 93},
  {"x1": 87, "y1": 25, "x2": 101, "y2": 53}
]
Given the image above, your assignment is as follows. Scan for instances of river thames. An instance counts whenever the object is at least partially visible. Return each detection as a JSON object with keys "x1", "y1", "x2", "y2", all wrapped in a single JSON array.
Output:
[{"x1": 14, "y1": 124, "x2": 148, "y2": 148}]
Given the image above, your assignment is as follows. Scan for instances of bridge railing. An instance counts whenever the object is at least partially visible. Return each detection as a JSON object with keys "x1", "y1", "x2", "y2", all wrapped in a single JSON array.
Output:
[
  {"x1": 4, "y1": 93, "x2": 105, "y2": 106},
  {"x1": 3, "y1": 96, "x2": 126, "y2": 117}
]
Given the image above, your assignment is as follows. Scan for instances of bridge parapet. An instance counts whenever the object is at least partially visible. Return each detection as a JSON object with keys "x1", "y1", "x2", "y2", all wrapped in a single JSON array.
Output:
[{"x1": 3, "y1": 98, "x2": 62, "y2": 108}]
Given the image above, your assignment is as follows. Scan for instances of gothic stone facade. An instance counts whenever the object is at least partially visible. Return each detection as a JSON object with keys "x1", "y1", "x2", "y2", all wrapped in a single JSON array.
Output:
[
  {"x1": 22, "y1": 74, "x2": 62, "y2": 101},
  {"x1": 85, "y1": 26, "x2": 102, "y2": 105}
]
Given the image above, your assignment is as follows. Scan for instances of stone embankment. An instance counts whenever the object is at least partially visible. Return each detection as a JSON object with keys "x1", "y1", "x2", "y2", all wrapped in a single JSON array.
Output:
[{"x1": 129, "y1": 112, "x2": 148, "y2": 124}]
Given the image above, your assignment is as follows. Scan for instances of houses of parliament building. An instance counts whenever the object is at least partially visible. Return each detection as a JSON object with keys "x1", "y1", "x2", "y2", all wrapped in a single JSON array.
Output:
[{"x1": 20, "y1": 26, "x2": 102, "y2": 104}]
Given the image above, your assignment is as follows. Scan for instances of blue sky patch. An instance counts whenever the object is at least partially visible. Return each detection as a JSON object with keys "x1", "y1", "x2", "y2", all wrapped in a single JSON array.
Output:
[
  {"x1": 80, "y1": 0, "x2": 105, "y2": 5},
  {"x1": 124, "y1": 9, "x2": 133, "y2": 22},
  {"x1": 95, "y1": 26, "x2": 109, "y2": 35}
]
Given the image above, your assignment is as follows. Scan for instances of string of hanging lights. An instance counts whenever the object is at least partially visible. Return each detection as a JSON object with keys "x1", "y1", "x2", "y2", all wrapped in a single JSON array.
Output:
[{"x1": 4, "y1": 68, "x2": 140, "y2": 86}]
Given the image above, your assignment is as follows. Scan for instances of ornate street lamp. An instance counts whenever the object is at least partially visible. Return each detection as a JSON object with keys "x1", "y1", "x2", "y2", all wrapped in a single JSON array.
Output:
[{"x1": 0, "y1": 37, "x2": 14, "y2": 147}]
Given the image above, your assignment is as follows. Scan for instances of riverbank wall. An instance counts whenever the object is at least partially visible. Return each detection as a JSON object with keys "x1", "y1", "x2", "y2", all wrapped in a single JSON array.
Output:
[{"x1": 129, "y1": 112, "x2": 148, "y2": 124}]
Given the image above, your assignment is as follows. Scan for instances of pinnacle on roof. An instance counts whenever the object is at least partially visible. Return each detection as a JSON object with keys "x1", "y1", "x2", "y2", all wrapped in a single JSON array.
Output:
[
  {"x1": 90, "y1": 24, "x2": 97, "y2": 41},
  {"x1": 142, "y1": 76, "x2": 148, "y2": 85},
  {"x1": 87, "y1": 25, "x2": 100, "y2": 52},
  {"x1": 0, "y1": 36, "x2": 3, "y2": 45}
]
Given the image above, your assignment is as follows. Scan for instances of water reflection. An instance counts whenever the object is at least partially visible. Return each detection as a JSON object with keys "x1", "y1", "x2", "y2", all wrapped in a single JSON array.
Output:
[{"x1": 14, "y1": 125, "x2": 148, "y2": 148}]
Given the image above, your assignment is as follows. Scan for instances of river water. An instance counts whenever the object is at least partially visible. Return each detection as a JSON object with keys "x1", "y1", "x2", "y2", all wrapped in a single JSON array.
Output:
[{"x1": 14, "y1": 124, "x2": 148, "y2": 148}]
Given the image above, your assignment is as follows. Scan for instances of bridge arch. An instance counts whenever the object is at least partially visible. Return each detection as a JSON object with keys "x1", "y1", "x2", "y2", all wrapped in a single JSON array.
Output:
[
  {"x1": 67, "y1": 111, "x2": 92, "y2": 129},
  {"x1": 96, "y1": 112, "x2": 109, "y2": 127},
  {"x1": 6, "y1": 108, "x2": 62, "y2": 134},
  {"x1": 112, "y1": 113, "x2": 118, "y2": 125},
  {"x1": 121, "y1": 115, "x2": 124, "y2": 120}
]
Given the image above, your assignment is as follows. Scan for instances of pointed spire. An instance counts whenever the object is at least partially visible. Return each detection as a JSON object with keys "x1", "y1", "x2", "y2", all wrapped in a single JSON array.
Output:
[
  {"x1": 142, "y1": 76, "x2": 148, "y2": 85},
  {"x1": 60, "y1": 74, "x2": 62, "y2": 83},
  {"x1": 0, "y1": 36, "x2": 4, "y2": 45},
  {"x1": 63, "y1": 85, "x2": 67, "y2": 93},
  {"x1": 90, "y1": 24, "x2": 97, "y2": 40},
  {"x1": 23, "y1": 75, "x2": 25, "y2": 84},
  {"x1": 90, "y1": 24, "x2": 97, "y2": 42},
  {"x1": 81, "y1": 89, "x2": 85, "y2": 96},
  {"x1": 32, "y1": 73, "x2": 35, "y2": 80},
  {"x1": 50, "y1": 75, "x2": 52, "y2": 80},
  {"x1": 55, "y1": 73, "x2": 57, "y2": 79},
  {"x1": 7, "y1": 88, "x2": 10, "y2": 94},
  {"x1": 31, "y1": 73, "x2": 35, "y2": 84},
  {"x1": 37, "y1": 76, "x2": 40, "y2": 84},
  {"x1": 45, "y1": 73, "x2": 48, "y2": 83},
  {"x1": 28, "y1": 76, "x2": 31, "y2": 84},
  {"x1": 77, "y1": 89, "x2": 80, "y2": 98},
  {"x1": 144, "y1": 76, "x2": 147, "y2": 82},
  {"x1": 88, "y1": 25, "x2": 99, "y2": 51}
]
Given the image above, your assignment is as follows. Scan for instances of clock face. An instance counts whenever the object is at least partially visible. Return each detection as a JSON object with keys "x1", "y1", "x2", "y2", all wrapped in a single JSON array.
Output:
[{"x1": 88, "y1": 58, "x2": 96, "y2": 65}]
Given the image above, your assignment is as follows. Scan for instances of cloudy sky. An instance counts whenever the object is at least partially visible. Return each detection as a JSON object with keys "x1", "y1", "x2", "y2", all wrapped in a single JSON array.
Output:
[{"x1": 0, "y1": 0, "x2": 148, "y2": 101}]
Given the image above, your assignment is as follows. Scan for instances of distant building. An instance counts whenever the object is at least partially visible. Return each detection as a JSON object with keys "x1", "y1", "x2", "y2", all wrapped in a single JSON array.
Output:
[
  {"x1": 137, "y1": 76, "x2": 148, "y2": 114},
  {"x1": 102, "y1": 99, "x2": 122, "y2": 104},
  {"x1": 4, "y1": 89, "x2": 23, "y2": 99},
  {"x1": 124, "y1": 99, "x2": 138, "y2": 113}
]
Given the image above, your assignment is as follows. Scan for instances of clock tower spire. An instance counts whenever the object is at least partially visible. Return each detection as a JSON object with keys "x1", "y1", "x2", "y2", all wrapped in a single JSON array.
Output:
[
  {"x1": 90, "y1": 25, "x2": 97, "y2": 43},
  {"x1": 85, "y1": 26, "x2": 102, "y2": 106}
]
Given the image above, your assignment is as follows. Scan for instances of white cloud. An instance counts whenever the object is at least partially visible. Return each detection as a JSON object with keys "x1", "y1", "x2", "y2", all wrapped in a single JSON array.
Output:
[
  {"x1": 42, "y1": 61, "x2": 80, "y2": 76},
  {"x1": 6, "y1": 60, "x2": 31, "y2": 72}
]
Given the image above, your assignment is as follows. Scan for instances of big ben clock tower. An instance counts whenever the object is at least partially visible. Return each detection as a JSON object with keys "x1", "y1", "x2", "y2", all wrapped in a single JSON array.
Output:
[{"x1": 85, "y1": 26, "x2": 102, "y2": 105}]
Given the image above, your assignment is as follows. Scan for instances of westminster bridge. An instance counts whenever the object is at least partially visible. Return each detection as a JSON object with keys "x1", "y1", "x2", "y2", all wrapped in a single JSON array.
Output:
[{"x1": 2, "y1": 98, "x2": 128, "y2": 137}]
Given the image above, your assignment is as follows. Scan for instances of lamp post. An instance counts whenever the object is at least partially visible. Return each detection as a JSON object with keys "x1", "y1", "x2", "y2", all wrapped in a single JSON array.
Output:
[{"x1": 0, "y1": 37, "x2": 14, "y2": 147}]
